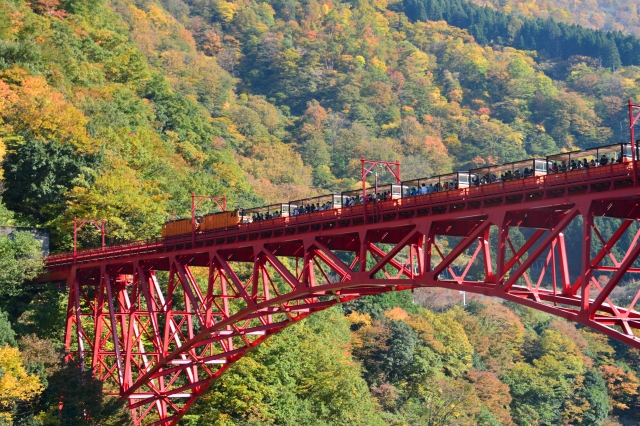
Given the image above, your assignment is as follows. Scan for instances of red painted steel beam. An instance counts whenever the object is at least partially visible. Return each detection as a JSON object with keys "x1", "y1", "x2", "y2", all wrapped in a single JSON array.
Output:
[{"x1": 50, "y1": 161, "x2": 640, "y2": 425}]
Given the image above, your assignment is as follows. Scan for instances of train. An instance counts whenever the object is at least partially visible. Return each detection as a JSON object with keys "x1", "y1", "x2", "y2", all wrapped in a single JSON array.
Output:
[
  {"x1": 162, "y1": 141, "x2": 640, "y2": 238},
  {"x1": 162, "y1": 210, "x2": 243, "y2": 237}
]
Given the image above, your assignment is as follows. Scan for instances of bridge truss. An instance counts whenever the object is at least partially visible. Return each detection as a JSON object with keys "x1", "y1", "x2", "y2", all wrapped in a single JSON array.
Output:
[{"x1": 45, "y1": 160, "x2": 640, "y2": 424}]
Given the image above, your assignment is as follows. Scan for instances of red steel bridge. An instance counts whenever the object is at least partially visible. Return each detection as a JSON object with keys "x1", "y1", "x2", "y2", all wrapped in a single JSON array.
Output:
[{"x1": 42, "y1": 104, "x2": 640, "y2": 425}]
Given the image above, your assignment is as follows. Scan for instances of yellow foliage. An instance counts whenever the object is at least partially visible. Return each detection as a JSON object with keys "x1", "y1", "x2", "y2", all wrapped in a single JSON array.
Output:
[
  {"x1": 385, "y1": 307, "x2": 409, "y2": 321},
  {"x1": 370, "y1": 57, "x2": 387, "y2": 73},
  {"x1": 217, "y1": 1, "x2": 240, "y2": 23},
  {"x1": 346, "y1": 311, "x2": 372, "y2": 327},
  {"x1": 0, "y1": 75, "x2": 92, "y2": 151},
  {"x1": 0, "y1": 345, "x2": 43, "y2": 422}
]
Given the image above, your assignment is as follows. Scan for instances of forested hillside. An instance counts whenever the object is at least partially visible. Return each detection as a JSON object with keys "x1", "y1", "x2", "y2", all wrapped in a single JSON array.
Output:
[
  {"x1": 471, "y1": 0, "x2": 640, "y2": 37},
  {"x1": 1, "y1": 0, "x2": 640, "y2": 422}
]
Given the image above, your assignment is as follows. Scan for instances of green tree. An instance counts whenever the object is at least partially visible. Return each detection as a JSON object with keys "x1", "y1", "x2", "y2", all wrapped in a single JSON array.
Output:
[{"x1": 0, "y1": 232, "x2": 43, "y2": 297}]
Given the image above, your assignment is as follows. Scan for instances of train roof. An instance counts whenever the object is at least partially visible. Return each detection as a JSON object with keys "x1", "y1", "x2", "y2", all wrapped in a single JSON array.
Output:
[
  {"x1": 469, "y1": 158, "x2": 548, "y2": 176},
  {"x1": 341, "y1": 183, "x2": 401, "y2": 197},
  {"x1": 402, "y1": 171, "x2": 468, "y2": 186},
  {"x1": 242, "y1": 203, "x2": 291, "y2": 214},
  {"x1": 546, "y1": 143, "x2": 633, "y2": 162},
  {"x1": 289, "y1": 193, "x2": 341, "y2": 206}
]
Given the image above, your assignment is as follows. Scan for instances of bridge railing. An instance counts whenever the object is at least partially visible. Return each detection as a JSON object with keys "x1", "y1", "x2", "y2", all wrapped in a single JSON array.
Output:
[{"x1": 45, "y1": 162, "x2": 636, "y2": 268}]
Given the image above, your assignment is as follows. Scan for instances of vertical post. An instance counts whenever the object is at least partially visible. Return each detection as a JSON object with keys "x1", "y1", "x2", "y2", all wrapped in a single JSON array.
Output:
[
  {"x1": 73, "y1": 218, "x2": 77, "y2": 262},
  {"x1": 101, "y1": 219, "x2": 105, "y2": 248},
  {"x1": 630, "y1": 99, "x2": 638, "y2": 186},
  {"x1": 222, "y1": 196, "x2": 227, "y2": 212},
  {"x1": 581, "y1": 210, "x2": 593, "y2": 313},
  {"x1": 375, "y1": 173, "x2": 378, "y2": 201},
  {"x1": 191, "y1": 192, "x2": 196, "y2": 246},
  {"x1": 396, "y1": 159, "x2": 401, "y2": 182},
  {"x1": 362, "y1": 157, "x2": 367, "y2": 223}
]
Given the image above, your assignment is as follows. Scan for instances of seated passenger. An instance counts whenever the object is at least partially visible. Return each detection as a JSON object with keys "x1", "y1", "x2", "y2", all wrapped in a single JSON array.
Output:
[
  {"x1": 428, "y1": 183, "x2": 435, "y2": 193},
  {"x1": 421, "y1": 184, "x2": 427, "y2": 195},
  {"x1": 582, "y1": 159, "x2": 589, "y2": 169},
  {"x1": 589, "y1": 159, "x2": 596, "y2": 168},
  {"x1": 599, "y1": 155, "x2": 608, "y2": 166},
  {"x1": 472, "y1": 175, "x2": 479, "y2": 186},
  {"x1": 411, "y1": 187, "x2": 417, "y2": 196},
  {"x1": 560, "y1": 161, "x2": 567, "y2": 172},
  {"x1": 405, "y1": 188, "x2": 411, "y2": 197},
  {"x1": 326, "y1": 201, "x2": 332, "y2": 209},
  {"x1": 570, "y1": 160, "x2": 577, "y2": 170},
  {"x1": 490, "y1": 174, "x2": 497, "y2": 183}
]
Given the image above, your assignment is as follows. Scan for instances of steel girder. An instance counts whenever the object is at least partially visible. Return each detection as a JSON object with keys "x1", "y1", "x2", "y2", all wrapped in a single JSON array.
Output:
[{"x1": 60, "y1": 188, "x2": 640, "y2": 424}]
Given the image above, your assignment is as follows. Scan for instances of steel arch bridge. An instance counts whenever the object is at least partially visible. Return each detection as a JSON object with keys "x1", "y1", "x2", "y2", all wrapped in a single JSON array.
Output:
[{"x1": 42, "y1": 160, "x2": 640, "y2": 425}]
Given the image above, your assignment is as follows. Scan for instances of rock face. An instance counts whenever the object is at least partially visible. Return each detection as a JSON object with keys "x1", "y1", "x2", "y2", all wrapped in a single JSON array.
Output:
[{"x1": 0, "y1": 227, "x2": 50, "y2": 256}]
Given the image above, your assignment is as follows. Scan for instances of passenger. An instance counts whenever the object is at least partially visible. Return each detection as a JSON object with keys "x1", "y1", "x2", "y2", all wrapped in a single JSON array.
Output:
[
  {"x1": 405, "y1": 188, "x2": 411, "y2": 197},
  {"x1": 429, "y1": 183, "x2": 435, "y2": 193},
  {"x1": 570, "y1": 160, "x2": 577, "y2": 170},
  {"x1": 326, "y1": 201, "x2": 332, "y2": 209},
  {"x1": 552, "y1": 163, "x2": 559, "y2": 173},
  {"x1": 514, "y1": 169, "x2": 521, "y2": 179},
  {"x1": 617, "y1": 154, "x2": 623, "y2": 163},
  {"x1": 435, "y1": 182, "x2": 441, "y2": 192},
  {"x1": 411, "y1": 187, "x2": 417, "y2": 196},
  {"x1": 453, "y1": 179, "x2": 458, "y2": 189},
  {"x1": 560, "y1": 161, "x2": 567, "y2": 172},
  {"x1": 599, "y1": 155, "x2": 608, "y2": 166},
  {"x1": 583, "y1": 159, "x2": 589, "y2": 169},
  {"x1": 490, "y1": 174, "x2": 497, "y2": 183},
  {"x1": 472, "y1": 175, "x2": 479, "y2": 186},
  {"x1": 589, "y1": 159, "x2": 596, "y2": 168},
  {"x1": 421, "y1": 184, "x2": 427, "y2": 195}
]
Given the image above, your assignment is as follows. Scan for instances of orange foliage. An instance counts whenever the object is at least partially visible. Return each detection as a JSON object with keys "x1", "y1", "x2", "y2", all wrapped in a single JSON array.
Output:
[
  {"x1": 466, "y1": 370, "x2": 514, "y2": 425},
  {"x1": 600, "y1": 365, "x2": 640, "y2": 411},
  {"x1": 0, "y1": 75, "x2": 91, "y2": 150}
]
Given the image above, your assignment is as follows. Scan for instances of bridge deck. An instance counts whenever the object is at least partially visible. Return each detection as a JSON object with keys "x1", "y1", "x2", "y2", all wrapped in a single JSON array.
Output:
[{"x1": 45, "y1": 162, "x2": 637, "y2": 272}]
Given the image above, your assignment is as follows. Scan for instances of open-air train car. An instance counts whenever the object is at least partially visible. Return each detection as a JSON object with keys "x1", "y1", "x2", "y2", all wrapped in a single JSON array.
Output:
[
  {"x1": 401, "y1": 172, "x2": 470, "y2": 196},
  {"x1": 289, "y1": 194, "x2": 342, "y2": 215},
  {"x1": 469, "y1": 159, "x2": 550, "y2": 185}
]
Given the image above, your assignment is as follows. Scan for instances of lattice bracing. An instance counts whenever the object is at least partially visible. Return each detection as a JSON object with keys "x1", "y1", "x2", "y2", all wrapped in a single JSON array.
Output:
[{"x1": 52, "y1": 160, "x2": 640, "y2": 425}]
